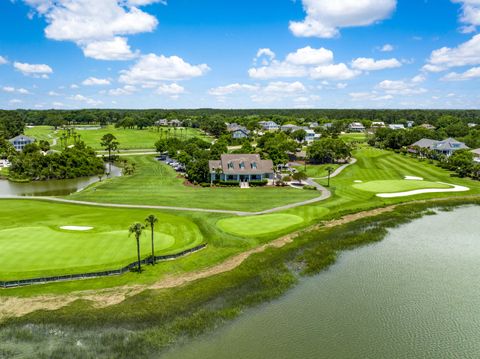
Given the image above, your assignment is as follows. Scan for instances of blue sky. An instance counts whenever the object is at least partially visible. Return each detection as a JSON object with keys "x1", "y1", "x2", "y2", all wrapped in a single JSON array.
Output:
[{"x1": 1, "y1": 0, "x2": 479, "y2": 109}]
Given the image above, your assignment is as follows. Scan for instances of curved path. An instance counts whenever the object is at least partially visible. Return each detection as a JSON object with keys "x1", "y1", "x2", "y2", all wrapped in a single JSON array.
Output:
[
  {"x1": 0, "y1": 158, "x2": 355, "y2": 216},
  {"x1": 311, "y1": 158, "x2": 357, "y2": 180}
]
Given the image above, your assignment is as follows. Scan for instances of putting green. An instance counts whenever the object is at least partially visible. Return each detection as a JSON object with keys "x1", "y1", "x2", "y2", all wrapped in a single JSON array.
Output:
[
  {"x1": 0, "y1": 200, "x2": 204, "y2": 280},
  {"x1": 217, "y1": 214, "x2": 304, "y2": 237},
  {"x1": 353, "y1": 180, "x2": 451, "y2": 193}
]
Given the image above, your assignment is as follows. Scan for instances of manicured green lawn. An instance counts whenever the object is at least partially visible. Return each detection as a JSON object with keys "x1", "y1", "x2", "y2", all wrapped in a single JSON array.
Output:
[
  {"x1": 25, "y1": 125, "x2": 211, "y2": 150},
  {"x1": 216, "y1": 214, "x2": 304, "y2": 237},
  {"x1": 340, "y1": 133, "x2": 368, "y2": 143},
  {"x1": 293, "y1": 163, "x2": 341, "y2": 178},
  {"x1": 353, "y1": 180, "x2": 451, "y2": 193},
  {"x1": 69, "y1": 156, "x2": 319, "y2": 212},
  {"x1": 0, "y1": 200, "x2": 204, "y2": 280}
]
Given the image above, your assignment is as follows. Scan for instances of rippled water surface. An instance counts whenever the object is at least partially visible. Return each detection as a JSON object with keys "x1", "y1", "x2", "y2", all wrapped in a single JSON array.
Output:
[{"x1": 164, "y1": 206, "x2": 480, "y2": 359}]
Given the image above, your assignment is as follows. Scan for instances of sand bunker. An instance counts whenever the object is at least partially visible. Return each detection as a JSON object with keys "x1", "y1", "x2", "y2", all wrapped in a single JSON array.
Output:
[
  {"x1": 404, "y1": 176, "x2": 424, "y2": 181},
  {"x1": 354, "y1": 180, "x2": 363, "y2": 183},
  {"x1": 60, "y1": 226, "x2": 93, "y2": 231},
  {"x1": 377, "y1": 183, "x2": 470, "y2": 198}
]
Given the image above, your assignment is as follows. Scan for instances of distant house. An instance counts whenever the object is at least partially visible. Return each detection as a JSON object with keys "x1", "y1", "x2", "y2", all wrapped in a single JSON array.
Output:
[
  {"x1": 388, "y1": 124, "x2": 405, "y2": 130},
  {"x1": 209, "y1": 154, "x2": 274, "y2": 182},
  {"x1": 371, "y1": 121, "x2": 385, "y2": 128},
  {"x1": 258, "y1": 121, "x2": 279, "y2": 131},
  {"x1": 168, "y1": 119, "x2": 182, "y2": 127},
  {"x1": 228, "y1": 125, "x2": 250, "y2": 139},
  {"x1": 468, "y1": 123, "x2": 477, "y2": 128},
  {"x1": 472, "y1": 149, "x2": 480, "y2": 163},
  {"x1": 280, "y1": 124, "x2": 302, "y2": 132},
  {"x1": 322, "y1": 123, "x2": 333, "y2": 129},
  {"x1": 407, "y1": 121, "x2": 415, "y2": 128},
  {"x1": 154, "y1": 119, "x2": 168, "y2": 126},
  {"x1": 309, "y1": 122, "x2": 319, "y2": 129},
  {"x1": 348, "y1": 122, "x2": 365, "y2": 133},
  {"x1": 410, "y1": 138, "x2": 469, "y2": 157},
  {"x1": 304, "y1": 129, "x2": 320, "y2": 143},
  {"x1": 420, "y1": 123, "x2": 436, "y2": 130},
  {"x1": 9, "y1": 135, "x2": 35, "y2": 151}
]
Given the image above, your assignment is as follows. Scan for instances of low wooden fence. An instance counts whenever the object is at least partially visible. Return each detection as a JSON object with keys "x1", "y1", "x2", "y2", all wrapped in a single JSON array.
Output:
[{"x1": 0, "y1": 244, "x2": 207, "y2": 289}]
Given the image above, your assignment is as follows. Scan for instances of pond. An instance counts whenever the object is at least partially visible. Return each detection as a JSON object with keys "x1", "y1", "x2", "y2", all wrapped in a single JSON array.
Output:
[
  {"x1": 164, "y1": 206, "x2": 480, "y2": 359},
  {"x1": 0, "y1": 164, "x2": 121, "y2": 197}
]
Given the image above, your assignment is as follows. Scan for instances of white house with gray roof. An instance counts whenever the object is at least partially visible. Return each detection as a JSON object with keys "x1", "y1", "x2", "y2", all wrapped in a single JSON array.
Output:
[
  {"x1": 9, "y1": 135, "x2": 35, "y2": 151},
  {"x1": 410, "y1": 138, "x2": 469, "y2": 157},
  {"x1": 209, "y1": 154, "x2": 274, "y2": 182}
]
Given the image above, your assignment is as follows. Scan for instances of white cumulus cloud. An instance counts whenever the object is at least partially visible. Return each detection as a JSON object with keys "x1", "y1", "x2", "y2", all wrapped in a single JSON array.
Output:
[
  {"x1": 290, "y1": 0, "x2": 397, "y2": 38},
  {"x1": 442, "y1": 66, "x2": 480, "y2": 81},
  {"x1": 22, "y1": 0, "x2": 159, "y2": 60},
  {"x1": 0, "y1": 56, "x2": 8, "y2": 65},
  {"x1": 13, "y1": 62, "x2": 53, "y2": 78},
  {"x1": 82, "y1": 77, "x2": 111, "y2": 86},
  {"x1": 351, "y1": 57, "x2": 402, "y2": 71},
  {"x1": 423, "y1": 34, "x2": 480, "y2": 72},
  {"x1": 119, "y1": 53, "x2": 210, "y2": 85},
  {"x1": 310, "y1": 63, "x2": 361, "y2": 80}
]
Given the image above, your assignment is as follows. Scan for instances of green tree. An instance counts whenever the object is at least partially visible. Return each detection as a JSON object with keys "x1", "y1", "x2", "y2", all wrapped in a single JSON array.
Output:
[
  {"x1": 292, "y1": 170, "x2": 308, "y2": 184},
  {"x1": 128, "y1": 222, "x2": 145, "y2": 273},
  {"x1": 145, "y1": 214, "x2": 158, "y2": 265},
  {"x1": 101, "y1": 133, "x2": 119, "y2": 162}
]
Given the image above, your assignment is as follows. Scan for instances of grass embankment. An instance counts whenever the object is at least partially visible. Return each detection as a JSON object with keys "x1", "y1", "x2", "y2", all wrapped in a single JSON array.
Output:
[
  {"x1": 0, "y1": 201, "x2": 204, "y2": 280},
  {"x1": 68, "y1": 155, "x2": 319, "y2": 212},
  {"x1": 25, "y1": 125, "x2": 211, "y2": 150},
  {"x1": 292, "y1": 163, "x2": 341, "y2": 178},
  {"x1": 1, "y1": 199, "x2": 478, "y2": 359}
]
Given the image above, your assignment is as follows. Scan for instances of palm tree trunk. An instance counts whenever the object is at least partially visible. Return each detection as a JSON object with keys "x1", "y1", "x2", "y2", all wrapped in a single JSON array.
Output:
[
  {"x1": 136, "y1": 236, "x2": 141, "y2": 272},
  {"x1": 151, "y1": 224, "x2": 155, "y2": 265}
]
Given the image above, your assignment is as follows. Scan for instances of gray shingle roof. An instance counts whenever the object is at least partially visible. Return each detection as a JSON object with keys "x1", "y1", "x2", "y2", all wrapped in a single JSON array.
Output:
[
  {"x1": 411, "y1": 138, "x2": 469, "y2": 151},
  {"x1": 209, "y1": 154, "x2": 273, "y2": 175}
]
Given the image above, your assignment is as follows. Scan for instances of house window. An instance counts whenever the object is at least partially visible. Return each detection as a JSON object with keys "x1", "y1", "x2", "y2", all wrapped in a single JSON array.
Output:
[
  {"x1": 251, "y1": 162, "x2": 257, "y2": 169},
  {"x1": 227, "y1": 162, "x2": 234, "y2": 170},
  {"x1": 239, "y1": 162, "x2": 245, "y2": 169}
]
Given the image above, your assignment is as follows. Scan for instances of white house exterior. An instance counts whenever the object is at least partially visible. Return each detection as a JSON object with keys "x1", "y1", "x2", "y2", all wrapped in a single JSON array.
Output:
[
  {"x1": 9, "y1": 135, "x2": 35, "y2": 151},
  {"x1": 348, "y1": 122, "x2": 366, "y2": 133},
  {"x1": 410, "y1": 138, "x2": 469, "y2": 157},
  {"x1": 209, "y1": 154, "x2": 274, "y2": 182},
  {"x1": 472, "y1": 149, "x2": 480, "y2": 163},
  {"x1": 258, "y1": 121, "x2": 279, "y2": 131},
  {"x1": 389, "y1": 124, "x2": 406, "y2": 130}
]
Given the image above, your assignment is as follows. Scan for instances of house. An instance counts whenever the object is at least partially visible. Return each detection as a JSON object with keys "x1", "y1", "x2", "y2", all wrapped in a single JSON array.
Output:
[
  {"x1": 407, "y1": 121, "x2": 415, "y2": 128},
  {"x1": 227, "y1": 125, "x2": 250, "y2": 139},
  {"x1": 348, "y1": 122, "x2": 365, "y2": 133},
  {"x1": 472, "y1": 149, "x2": 480, "y2": 163},
  {"x1": 371, "y1": 121, "x2": 386, "y2": 128},
  {"x1": 309, "y1": 122, "x2": 319, "y2": 129},
  {"x1": 468, "y1": 123, "x2": 477, "y2": 128},
  {"x1": 389, "y1": 124, "x2": 405, "y2": 130},
  {"x1": 209, "y1": 154, "x2": 274, "y2": 182},
  {"x1": 258, "y1": 121, "x2": 279, "y2": 131},
  {"x1": 322, "y1": 123, "x2": 333, "y2": 129},
  {"x1": 168, "y1": 119, "x2": 182, "y2": 127},
  {"x1": 304, "y1": 129, "x2": 320, "y2": 143},
  {"x1": 280, "y1": 124, "x2": 302, "y2": 132},
  {"x1": 420, "y1": 123, "x2": 436, "y2": 130},
  {"x1": 154, "y1": 119, "x2": 168, "y2": 126},
  {"x1": 9, "y1": 135, "x2": 35, "y2": 151},
  {"x1": 410, "y1": 138, "x2": 469, "y2": 157}
]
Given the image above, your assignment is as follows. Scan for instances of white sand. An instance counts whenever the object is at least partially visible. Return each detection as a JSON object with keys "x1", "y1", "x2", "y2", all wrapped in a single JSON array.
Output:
[
  {"x1": 404, "y1": 176, "x2": 424, "y2": 181},
  {"x1": 60, "y1": 226, "x2": 93, "y2": 231},
  {"x1": 354, "y1": 180, "x2": 363, "y2": 183},
  {"x1": 377, "y1": 183, "x2": 470, "y2": 198}
]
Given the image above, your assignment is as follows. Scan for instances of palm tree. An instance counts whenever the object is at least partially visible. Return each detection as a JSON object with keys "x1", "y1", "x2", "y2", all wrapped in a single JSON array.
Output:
[
  {"x1": 128, "y1": 222, "x2": 145, "y2": 272},
  {"x1": 325, "y1": 166, "x2": 334, "y2": 187},
  {"x1": 145, "y1": 214, "x2": 158, "y2": 265}
]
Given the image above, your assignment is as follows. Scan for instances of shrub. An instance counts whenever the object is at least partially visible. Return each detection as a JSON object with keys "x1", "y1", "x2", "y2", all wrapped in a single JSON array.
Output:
[
  {"x1": 219, "y1": 180, "x2": 240, "y2": 187},
  {"x1": 303, "y1": 185, "x2": 317, "y2": 191},
  {"x1": 249, "y1": 180, "x2": 268, "y2": 187}
]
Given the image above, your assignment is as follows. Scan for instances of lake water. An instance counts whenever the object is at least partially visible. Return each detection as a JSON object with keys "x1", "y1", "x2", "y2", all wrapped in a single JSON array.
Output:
[
  {"x1": 0, "y1": 164, "x2": 121, "y2": 196},
  {"x1": 164, "y1": 206, "x2": 480, "y2": 359}
]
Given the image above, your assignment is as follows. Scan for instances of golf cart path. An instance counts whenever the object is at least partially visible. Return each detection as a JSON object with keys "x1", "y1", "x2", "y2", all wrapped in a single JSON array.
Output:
[
  {"x1": 0, "y1": 158, "x2": 356, "y2": 216},
  {"x1": 310, "y1": 158, "x2": 357, "y2": 180}
]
